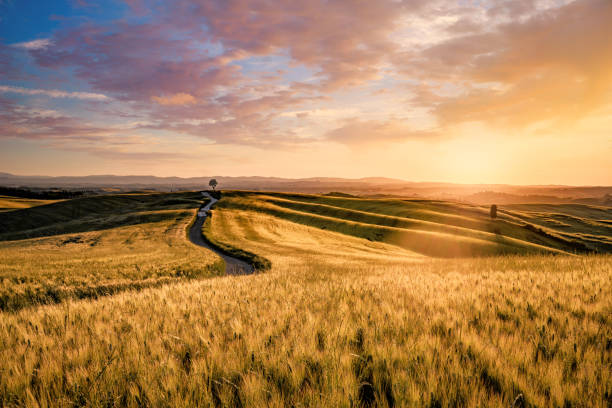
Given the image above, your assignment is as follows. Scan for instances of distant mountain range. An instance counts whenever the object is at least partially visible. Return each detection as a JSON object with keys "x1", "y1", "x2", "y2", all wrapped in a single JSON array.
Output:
[{"x1": 0, "y1": 172, "x2": 610, "y2": 205}]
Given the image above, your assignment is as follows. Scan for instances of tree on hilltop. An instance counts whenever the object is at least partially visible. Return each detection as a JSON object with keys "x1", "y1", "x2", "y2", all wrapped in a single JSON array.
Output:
[{"x1": 209, "y1": 179, "x2": 218, "y2": 191}]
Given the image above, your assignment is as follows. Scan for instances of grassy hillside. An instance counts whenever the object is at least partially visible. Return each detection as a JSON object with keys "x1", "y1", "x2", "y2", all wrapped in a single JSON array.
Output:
[
  {"x1": 0, "y1": 195, "x2": 62, "y2": 212},
  {"x1": 0, "y1": 192, "x2": 222, "y2": 311},
  {"x1": 502, "y1": 203, "x2": 612, "y2": 253},
  {"x1": 0, "y1": 191, "x2": 205, "y2": 241},
  {"x1": 0, "y1": 190, "x2": 609, "y2": 406},
  {"x1": 213, "y1": 191, "x2": 609, "y2": 257},
  {"x1": 205, "y1": 206, "x2": 423, "y2": 268}
]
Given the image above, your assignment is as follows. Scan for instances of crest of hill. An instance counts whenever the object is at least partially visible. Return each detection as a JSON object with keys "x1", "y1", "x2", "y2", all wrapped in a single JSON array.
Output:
[
  {"x1": 216, "y1": 191, "x2": 610, "y2": 256},
  {"x1": 0, "y1": 172, "x2": 610, "y2": 205}
]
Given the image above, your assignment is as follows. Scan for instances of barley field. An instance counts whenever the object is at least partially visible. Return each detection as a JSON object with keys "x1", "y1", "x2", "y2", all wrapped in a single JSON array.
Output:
[
  {"x1": 214, "y1": 191, "x2": 611, "y2": 255},
  {"x1": 0, "y1": 192, "x2": 221, "y2": 311},
  {"x1": 0, "y1": 191, "x2": 610, "y2": 407},
  {"x1": 0, "y1": 196, "x2": 62, "y2": 213}
]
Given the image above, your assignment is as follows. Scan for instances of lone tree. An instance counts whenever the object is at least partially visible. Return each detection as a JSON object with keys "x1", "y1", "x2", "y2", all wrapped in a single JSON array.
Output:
[
  {"x1": 490, "y1": 204, "x2": 498, "y2": 219},
  {"x1": 209, "y1": 178, "x2": 218, "y2": 191}
]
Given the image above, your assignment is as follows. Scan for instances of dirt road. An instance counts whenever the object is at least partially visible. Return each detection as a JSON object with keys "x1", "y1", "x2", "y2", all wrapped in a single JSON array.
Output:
[{"x1": 188, "y1": 192, "x2": 254, "y2": 275}]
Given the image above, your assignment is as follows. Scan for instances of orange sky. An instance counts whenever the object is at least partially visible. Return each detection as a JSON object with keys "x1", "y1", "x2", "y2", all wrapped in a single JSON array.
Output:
[{"x1": 0, "y1": 0, "x2": 611, "y2": 185}]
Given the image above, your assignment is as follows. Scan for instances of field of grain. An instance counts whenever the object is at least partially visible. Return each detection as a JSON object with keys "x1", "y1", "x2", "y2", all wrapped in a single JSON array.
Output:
[
  {"x1": 214, "y1": 192, "x2": 610, "y2": 256},
  {"x1": 503, "y1": 203, "x2": 612, "y2": 253},
  {"x1": 1, "y1": 254, "x2": 609, "y2": 406},
  {"x1": 0, "y1": 192, "x2": 221, "y2": 311},
  {"x1": 0, "y1": 196, "x2": 61, "y2": 212},
  {"x1": 0, "y1": 191, "x2": 609, "y2": 407}
]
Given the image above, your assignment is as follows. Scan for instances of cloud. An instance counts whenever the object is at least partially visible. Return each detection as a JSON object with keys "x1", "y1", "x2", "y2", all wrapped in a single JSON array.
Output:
[
  {"x1": 0, "y1": 85, "x2": 110, "y2": 101},
  {"x1": 485, "y1": 0, "x2": 537, "y2": 19},
  {"x1": 0, "y1": 98, "x2": 193, "y2": 162},
  {"x1": 402, "y1": 0, "x2": 612, "y2": 131},
  {"x1": 0, "y1": 44, "x2": 24, "y2": 80},
  {"x1": 445, "y1": 18, "x2": 482, "y2": 34},
  {"x1": 60, "y1": 145, "x2": 193, "y2": 161},
  {"x1": 25, "y1": 0, "x2": 409, "y2": 122},
  {"x1": 187, "y1": 0, "x2": 414, "y2": 90},
  {"x1": 5, "y1": 0, "x2": 612, "y2": 152},
  {"x1": 151, "y1": 92, "x2": 196, "y2": 106},
  {"x1": 326, "y1": 119, "x2": 438, "y2": 146},
  {"x1": 29, "y1": 22, "x2": 240, "y2": 102},
  {"x1": 12, "y1": 38, "x2": 53, "y2": 50},
  {"x1": 0, "y1": 105, "x2": 111, "y2": 141},
  {"x1": 12, "y1": 1, "x2": 421, "y2": 149}
]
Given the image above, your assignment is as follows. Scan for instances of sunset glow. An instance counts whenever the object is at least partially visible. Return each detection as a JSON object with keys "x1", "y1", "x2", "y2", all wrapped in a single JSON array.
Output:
[{"x1": 1, "y1": 0, "x2": 611, "y2": 184}]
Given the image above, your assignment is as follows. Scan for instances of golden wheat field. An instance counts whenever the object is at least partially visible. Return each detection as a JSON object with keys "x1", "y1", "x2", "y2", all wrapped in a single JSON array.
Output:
[
  {"x1": 4, "y1": 0, "x2": 612, "y2": 406},
  {"x1": 0, "y1": 192, "x2": 610, "y2": 407},
  {"x1": 0, "y1": 193, "x2": 221, "y2": 312}
]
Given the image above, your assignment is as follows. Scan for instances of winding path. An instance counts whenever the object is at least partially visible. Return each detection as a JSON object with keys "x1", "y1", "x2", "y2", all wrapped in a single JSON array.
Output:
[{"x1": 188, "y1": 192, "x2": 254, "y2": 275}]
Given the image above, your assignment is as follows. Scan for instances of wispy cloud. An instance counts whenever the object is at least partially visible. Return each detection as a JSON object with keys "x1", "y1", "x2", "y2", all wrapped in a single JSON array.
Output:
[
  {"x1": 400, "y1": 0, "x2": 612, "y2": 130},
  {"x1": 12, "y1": 38, "x2": 53, "y2": 50},
  {"x1": 326, "y1": 119, "x2": 439, "y2": 146},
  {"x1": 1, "y1": 0, "x2": 610, "y2": 183},
  {"x1": 0, "y1": 85, "x2": 110, "y2": 101},
  {"x1": 151, "y1": 93, "x2": 196, "y2": 106}
]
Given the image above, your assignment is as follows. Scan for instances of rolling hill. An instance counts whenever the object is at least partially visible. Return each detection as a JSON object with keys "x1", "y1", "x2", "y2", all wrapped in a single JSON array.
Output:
[
  {"x1": 207, "y1": 191, "x2": 611, "y2": 259},
  {"x1": 1, "y1": 172, "x2": 610, "y2": 205},
  {"x1": 0, "y1": 190, "x2": 609, "y2": 406},
  {"x1": 0, "y1": 191, "x2": 221, "y2": 311}
]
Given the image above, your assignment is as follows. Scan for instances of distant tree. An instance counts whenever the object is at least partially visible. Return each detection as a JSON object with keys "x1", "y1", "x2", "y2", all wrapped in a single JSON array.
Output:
[
  {"x1": 209, "y1": 178, "x2": 218, "y2": 191},
  {"x1": 490, "y1": 204, "x2": 498, "y2": 219}
]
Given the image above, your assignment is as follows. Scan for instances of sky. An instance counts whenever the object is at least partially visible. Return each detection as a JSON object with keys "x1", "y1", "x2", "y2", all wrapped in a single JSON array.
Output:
[{"x1": 0, "y1": 0, "x2": 610, "y2": 185}]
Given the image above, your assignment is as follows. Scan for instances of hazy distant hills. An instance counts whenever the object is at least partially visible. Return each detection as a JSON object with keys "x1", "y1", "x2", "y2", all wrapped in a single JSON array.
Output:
[
  {"x1": 0, "y1": 173, "x2": 410, "y2": 190},
  {"x1": 0, "y1": 172, "x2": 610, "y2": 205}
]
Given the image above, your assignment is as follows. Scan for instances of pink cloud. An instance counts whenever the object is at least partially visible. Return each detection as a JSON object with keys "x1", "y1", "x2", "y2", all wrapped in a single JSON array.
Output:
[
  {"x1": 151, "y1": 93, "x2": 197, "y2": 106},
  {"x1": 186, "y1": 0, "x2": 411, "y2": 89},
  {"x1": 7, "y1": 0, "x2": 611, "y2": 152},
  {"x1": 0, "y1": 97, "x2": 194, "y2": 161},
  {"x1": 0, "y1": 105, "x2": 111, "y2": 141},
  {"x1": 402, "y1": 0, "x2": 612, "y2": 130},
  {"x1": 31, "y1": 22, "x2": 238, "y2": 102},
  {"x1": 12, "y1": 38, "x2": 53, "y2": 50},
  {"x1": 0, "y1": 85, "x2": 109, "y2": 101},
  {"x1": 15, "y1": 0, "x2": 418, "y2": 149},
  {"x1": 326, "y1": 119, "x2": 439, "y2": 146},
  {"x1": 29, "y1": 1, "x2": 411, "y2": 102}
]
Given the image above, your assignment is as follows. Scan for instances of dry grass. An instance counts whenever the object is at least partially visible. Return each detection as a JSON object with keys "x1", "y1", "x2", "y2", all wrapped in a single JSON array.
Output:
[
  {"x1": 0, "y1": 197, "x2": 609, "y2": 407},
  {"x1": 0, "y1": 196, "x2": 61, "y2": 212},
  {"x1": 0, "y1": 194, "x2": 222, "y2": 311},
  {"x1": 215, "y1": 192, "x2": 582, "y2": 256},
  {"x1": 205, "y1": 206, "x2": 423, "y2": 268},
  {"x1": 0, "y1": 256, "x2": 609, "y2": 407},
  {"x1": 503, "y1": 203, "x2": 612, "y2": 252}
]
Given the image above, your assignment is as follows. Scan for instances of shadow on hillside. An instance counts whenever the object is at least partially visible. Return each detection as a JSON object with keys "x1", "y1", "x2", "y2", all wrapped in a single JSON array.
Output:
[{"x1": 0, "y1": 192, "x2": 201, "y2": 242}]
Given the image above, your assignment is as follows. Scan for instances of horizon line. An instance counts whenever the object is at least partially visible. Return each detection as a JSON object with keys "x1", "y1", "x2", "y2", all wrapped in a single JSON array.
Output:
[{"x1": 1, "y1": 171, "x2": 610, "y2": 188}]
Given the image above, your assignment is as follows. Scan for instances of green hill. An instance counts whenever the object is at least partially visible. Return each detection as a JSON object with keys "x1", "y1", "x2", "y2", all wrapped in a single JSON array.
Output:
[
  {"x1": 216, "y1": 191, "x2": 610, "y2": 256},
  {"x1": 0, "y1": 191, "x2": 203, "y2": 241},
  {"x1": 0, "y1": 191, "x2": 220, "y2": 311}
]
